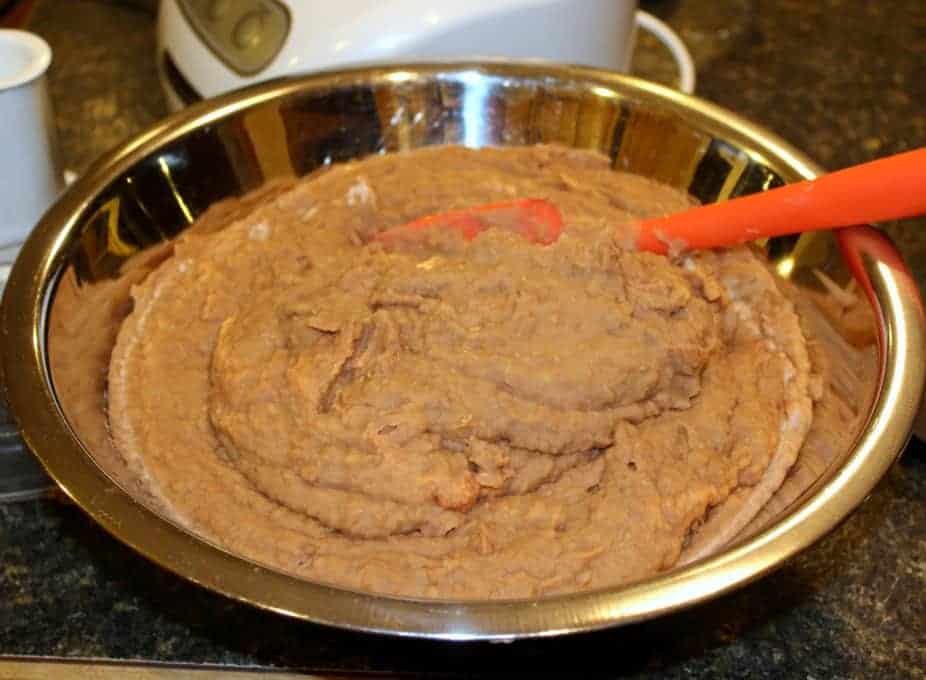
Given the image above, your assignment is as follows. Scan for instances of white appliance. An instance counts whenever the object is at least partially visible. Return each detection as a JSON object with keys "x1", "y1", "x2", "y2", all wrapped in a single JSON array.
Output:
[{"x1": 157, "y1": 0, "x2": 694, "y2": 110}]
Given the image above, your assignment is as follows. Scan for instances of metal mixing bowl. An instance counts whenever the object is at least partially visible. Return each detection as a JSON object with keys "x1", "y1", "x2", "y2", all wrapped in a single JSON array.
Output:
[{"x1": 2, "y1": 63, "x2": 924, "y2": 640}]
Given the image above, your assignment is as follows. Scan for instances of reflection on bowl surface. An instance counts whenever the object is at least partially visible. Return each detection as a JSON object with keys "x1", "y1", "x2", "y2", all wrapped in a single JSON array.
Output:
[{"x1": 3, "y1": 63, "x2": 923, "y2": 639}]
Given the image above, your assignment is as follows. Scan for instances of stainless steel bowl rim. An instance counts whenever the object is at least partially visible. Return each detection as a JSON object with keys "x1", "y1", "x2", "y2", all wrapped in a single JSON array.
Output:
[{"x1": 2, "y1": 62, "x2": 923, "y2": 640}]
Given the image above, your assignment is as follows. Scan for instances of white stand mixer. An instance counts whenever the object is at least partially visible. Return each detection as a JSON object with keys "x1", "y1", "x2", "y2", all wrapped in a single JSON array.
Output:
[{"x1": 157, "y1": 0, "x2": 694, "y2": 110}]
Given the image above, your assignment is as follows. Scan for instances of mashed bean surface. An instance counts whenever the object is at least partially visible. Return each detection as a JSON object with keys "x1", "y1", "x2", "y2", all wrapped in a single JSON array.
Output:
[{"x1": 108, "y1": 146, "x2": 812, "y2": 598}]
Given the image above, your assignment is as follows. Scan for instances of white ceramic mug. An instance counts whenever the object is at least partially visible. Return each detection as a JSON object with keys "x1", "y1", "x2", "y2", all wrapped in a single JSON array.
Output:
[
  {"x1": 0, "y1": 31, "x2": 60, "y2": 501},
  {"x1": 0, "y1": 30, "x2": 61, "y2": 253}
]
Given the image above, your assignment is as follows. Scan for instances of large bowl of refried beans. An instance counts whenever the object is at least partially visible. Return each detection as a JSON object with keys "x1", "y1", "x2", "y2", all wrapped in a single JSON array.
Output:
[{"x1": 3, "y1": 63, "x2": 924, "y2": 639}]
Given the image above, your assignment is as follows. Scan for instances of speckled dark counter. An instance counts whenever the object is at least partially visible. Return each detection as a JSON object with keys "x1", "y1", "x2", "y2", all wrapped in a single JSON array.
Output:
[{"x1": 1, "y1": 1, "x2": 924, "y2": 677}]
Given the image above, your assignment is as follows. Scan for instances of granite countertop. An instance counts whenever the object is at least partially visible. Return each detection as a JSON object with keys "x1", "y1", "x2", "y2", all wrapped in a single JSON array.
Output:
[{"x1": 1, "y1": 0, "x2": 925, "y2": 677}]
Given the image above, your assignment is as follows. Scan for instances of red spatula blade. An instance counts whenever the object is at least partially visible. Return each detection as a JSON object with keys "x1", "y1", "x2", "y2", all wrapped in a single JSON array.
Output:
[{"x1": 374, "y1": 198, "x2": 563, "y2": 248}]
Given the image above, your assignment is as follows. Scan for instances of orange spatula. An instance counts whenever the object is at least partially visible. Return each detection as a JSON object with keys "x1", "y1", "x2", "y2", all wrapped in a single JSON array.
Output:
[
  {"x1": 375, "y1": 148, "x2": 925, "y2": 255},
  {"x1": 635, "y1": 147, "x2": 926, "y2": 254}
]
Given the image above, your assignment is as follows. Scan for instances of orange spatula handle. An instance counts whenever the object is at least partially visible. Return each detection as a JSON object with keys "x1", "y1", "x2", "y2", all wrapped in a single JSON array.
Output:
[{"x1": 637, "y1": 147, "x2": 926, "y2": 254}]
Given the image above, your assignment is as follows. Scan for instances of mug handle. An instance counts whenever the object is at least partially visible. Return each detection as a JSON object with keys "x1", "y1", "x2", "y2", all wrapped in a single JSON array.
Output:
[{"x1": 634, "y1": 10, "x2": 697, "y2": 94}]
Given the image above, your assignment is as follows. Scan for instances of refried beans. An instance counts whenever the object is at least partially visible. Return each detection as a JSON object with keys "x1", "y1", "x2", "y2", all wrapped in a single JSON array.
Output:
[{"x1": 107, "y1": 145, "x2": 818, "y2": 599}]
